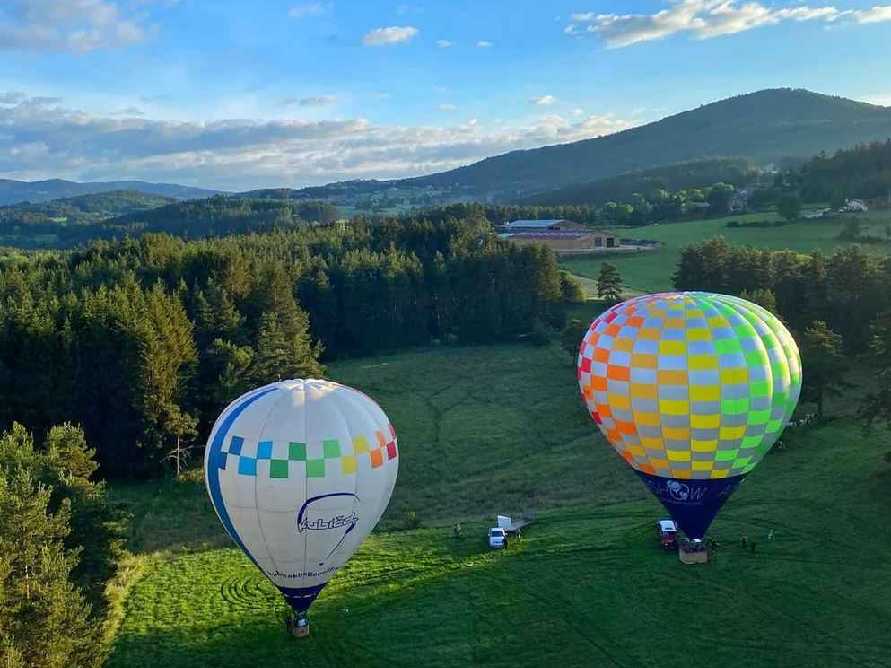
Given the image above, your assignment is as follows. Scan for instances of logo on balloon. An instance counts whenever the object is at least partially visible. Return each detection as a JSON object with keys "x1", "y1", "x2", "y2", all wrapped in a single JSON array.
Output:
[
  {"x1": 666, "y1": 480, "x2": 690, "y2": 502},
  {"x1": 296, "y1": 492, "x2": 361, "y2": 566}
]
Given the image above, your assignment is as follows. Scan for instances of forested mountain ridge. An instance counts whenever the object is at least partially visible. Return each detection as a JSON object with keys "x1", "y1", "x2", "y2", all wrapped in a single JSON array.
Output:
[
  {"x1": 0, "y1": 190, "x2": 175, "y2": 223},
  {"x1": 400, "y1": 89, "x2": 891, "y2": 200},
  {"x1": 0, "y1": 194, "x2": 339, "y2": 248},
  {"x1": 0, "y1": 178, "x2": 223, "y2": 206}
]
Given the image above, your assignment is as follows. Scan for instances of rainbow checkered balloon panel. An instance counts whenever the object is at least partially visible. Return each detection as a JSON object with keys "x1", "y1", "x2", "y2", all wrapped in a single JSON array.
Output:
[{"x1": 577, "y1": 292, "x2": 801, "y2": 480}]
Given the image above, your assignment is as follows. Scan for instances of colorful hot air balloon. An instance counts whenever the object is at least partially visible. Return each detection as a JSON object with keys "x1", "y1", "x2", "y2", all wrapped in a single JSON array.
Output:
[
  {"x1": 204, "y1": 379, "x2": 398, "y2": 626},
  {"x1": 577, "y1": 292, "x2": 801, "y2": 540}
]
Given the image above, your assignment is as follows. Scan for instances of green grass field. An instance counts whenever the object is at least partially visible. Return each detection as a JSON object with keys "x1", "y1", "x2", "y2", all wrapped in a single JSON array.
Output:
[
  {"x1": 561, "y1": 212, "x2": 891, "y2": 293},
  {"x1": 105, "y1": 342, "x2": 891, "y2": 668}
]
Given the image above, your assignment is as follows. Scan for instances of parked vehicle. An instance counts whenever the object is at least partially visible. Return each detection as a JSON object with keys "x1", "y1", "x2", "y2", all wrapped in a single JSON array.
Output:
[
  {"x1": 488, "y1": 527, "x2": 508, "y2": 549},
  {"x1": 657, "y1": 519, "x2": 678, "y2": 550}
]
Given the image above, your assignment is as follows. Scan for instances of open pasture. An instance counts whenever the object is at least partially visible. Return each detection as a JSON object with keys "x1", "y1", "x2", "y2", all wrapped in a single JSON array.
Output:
[
  {"x1": 561, "y1": 211, "x2": 891, "y2": 293},
  {"x1": 106, "y1": 342, "x2": 891, "y2": 667}
]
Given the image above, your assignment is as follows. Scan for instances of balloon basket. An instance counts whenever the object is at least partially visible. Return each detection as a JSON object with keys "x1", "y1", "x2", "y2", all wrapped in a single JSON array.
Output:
[
  {"x1": 678, "y1": 539, "x2": 709, "y2": 565},
  {"x1": 286, "y1": 613, "x2": 311, "y2": 639}
]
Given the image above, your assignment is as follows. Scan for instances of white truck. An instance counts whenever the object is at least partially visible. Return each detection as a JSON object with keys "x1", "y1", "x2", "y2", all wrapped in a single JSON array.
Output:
[
  {"x1": 488, "y1": 527, "x2": 508, "y2": 549},
  {"x1": 488, "y1": 514, "x2": 535, "y2": 549}
]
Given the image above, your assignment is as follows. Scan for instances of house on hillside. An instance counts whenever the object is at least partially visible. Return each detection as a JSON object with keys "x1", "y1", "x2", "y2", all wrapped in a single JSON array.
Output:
[
  {"x1": 729, "y1": 189, "x2": 750, "y2": 213},
  {"x1": 501, "y1": 219, "x2": 617, "y2": 254}
]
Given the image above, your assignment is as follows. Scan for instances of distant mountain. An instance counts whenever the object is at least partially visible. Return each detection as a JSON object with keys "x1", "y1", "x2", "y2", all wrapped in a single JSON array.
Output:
[
  {"x1": 521, "y1": 158, "x2": 757, "y2": 206},
  {"x1": 398, "y1": 89, "x2": 891, "y2": 201},
  {"x1": 0, "y1": 178, "x2": 224, "y2": 206}
]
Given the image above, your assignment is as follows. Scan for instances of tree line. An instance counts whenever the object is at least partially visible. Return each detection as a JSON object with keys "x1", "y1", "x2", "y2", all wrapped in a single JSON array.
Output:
[
  {"x1": 795, "y1": 140, "x2": 891, "y2": 204},
  {"x1": 0, "y1": 217, "x2": 569, "y2": 477},
  {"x1": 673, "y1": 237, "x2": 891, "y2": 421}
]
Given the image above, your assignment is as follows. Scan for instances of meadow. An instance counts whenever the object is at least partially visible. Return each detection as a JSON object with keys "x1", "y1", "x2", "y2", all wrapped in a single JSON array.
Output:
[
  {"x1": 106, "y1": 342, "x2": 891, "y2": 668},
  {"x1": 561, "y1": 211, "x2": 891, "y2": 293}
]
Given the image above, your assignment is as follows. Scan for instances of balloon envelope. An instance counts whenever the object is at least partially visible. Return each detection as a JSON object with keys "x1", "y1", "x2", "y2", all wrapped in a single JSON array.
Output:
[
  {"x1": 205, "y1": 379, "x2": 398, "y2": 614},
  {"x1": 577, "y1": 292, "x2": 801, "y2": 538}
]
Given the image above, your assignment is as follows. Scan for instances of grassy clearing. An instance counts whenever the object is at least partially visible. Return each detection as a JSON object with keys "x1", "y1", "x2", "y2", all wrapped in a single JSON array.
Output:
[
  {"x1": 106, "y1": 342, "x2": 891, "y2": 667},
  {"x1": 561, "y1": 211, "x2": 891, "y2": 293}
]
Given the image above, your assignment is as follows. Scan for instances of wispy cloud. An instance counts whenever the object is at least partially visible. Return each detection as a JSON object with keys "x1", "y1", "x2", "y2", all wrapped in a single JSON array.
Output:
[
  {"x1": 281, "y1": 95, "x2": 337, "y2": 107},
  {"x1": 438, "y1": 103, "x2": 458, "y2": 111},
  {"x1": 0, "y1": 94, "x2": 635, "y2": 189},
  {"x1": 288, "y1": 2, "x2": 329, "y2": 19},
  {"x1": 565, "y1": 1, "x2": 891, "y2": 49},
  {"x1": 0, "y1": 0, "x2": 150, "y2": 53},
  {"x1": 109, "y1": 106, "x2": 146, "y2": 117},
  {"x1": 362, "y1": 25, "x2": 418, "y2": 46},
  {"x1": 476, "y1": 40, "x2": 493, "y2": 47},
  {"x1": 436, "y1": 39, "x2": 453, "y2": 48},
  {"x1": 530, "y1": 95, "x2": 556, "y2": 106}
]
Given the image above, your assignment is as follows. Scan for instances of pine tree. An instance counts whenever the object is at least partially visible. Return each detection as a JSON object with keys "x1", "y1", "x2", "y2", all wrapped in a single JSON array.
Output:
[
  {"x1": 0, "y1": 469, "x2": 97, "y2": 668},
  {"x1": 800, "y1": 321, "x2": 847, "y2": 420},
  {"x1": 597, "y1": 263, "x2": 623, "y2": 305}
]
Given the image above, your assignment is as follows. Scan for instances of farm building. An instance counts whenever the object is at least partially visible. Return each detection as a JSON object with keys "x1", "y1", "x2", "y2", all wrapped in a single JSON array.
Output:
[
  {"x1": 502, "y1": 219, "x2": 588, "y2": 232},
  {"x1": 501, "y1": 219, "x2": 617, "y2": 254}
]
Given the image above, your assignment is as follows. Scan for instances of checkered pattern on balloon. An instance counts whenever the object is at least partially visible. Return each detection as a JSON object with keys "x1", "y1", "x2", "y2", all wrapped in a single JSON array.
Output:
[{"x1": 577, "y1": 292, "x2": 801, "y2": 539}]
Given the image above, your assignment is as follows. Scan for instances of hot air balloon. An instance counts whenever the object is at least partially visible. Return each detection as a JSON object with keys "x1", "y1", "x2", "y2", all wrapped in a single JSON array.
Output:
[
  {"x1": 204, "y1": 379, "x2": 398, "y2": 633},
  {"x1": 577, "y1": 292, "x2": 801, "y2": 543}
]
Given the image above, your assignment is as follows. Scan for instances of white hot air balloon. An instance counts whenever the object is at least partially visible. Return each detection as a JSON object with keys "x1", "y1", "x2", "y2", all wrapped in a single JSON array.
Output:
[{"x1": 204, "y1": 379, "x2": 398, "y2": 626}]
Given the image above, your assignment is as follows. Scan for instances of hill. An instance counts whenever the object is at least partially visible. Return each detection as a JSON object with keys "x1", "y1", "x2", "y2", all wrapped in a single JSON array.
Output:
[
  {"x1": 0, "y1": 178, "x2": 223, "y2": 206},
  {"x1": 105, "y1": 343, "x2": 891, "y2": 668},
  {"x1": 0, "y1": 189, "x2": 174, "y2": 222},
  {"x1": 106, "y1": 195, "x2": 339, "y2": 235},
  {"x1": 0, "y1": 193, "x2": 339, "y2": 248},
  {"x1": 400, "y1": 89, "x2": 891, "y2": 201},
  {"x1": 521, "y1": 158, "x2": 757, "y2": 206}
]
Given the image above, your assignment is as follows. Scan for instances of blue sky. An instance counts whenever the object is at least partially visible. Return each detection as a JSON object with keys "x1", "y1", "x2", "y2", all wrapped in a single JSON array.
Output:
[{"x1": 2, "y1": 0, "x2": 891, "y2": 190}]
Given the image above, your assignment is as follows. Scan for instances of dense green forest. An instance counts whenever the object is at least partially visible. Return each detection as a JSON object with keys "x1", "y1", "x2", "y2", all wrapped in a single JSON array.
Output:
[
  {"x1": 796, "y1": 140, "x2": 891, "y2": 203},
  {"x1": 0, "y1": 217, "x2": 567, "y2": 477}
]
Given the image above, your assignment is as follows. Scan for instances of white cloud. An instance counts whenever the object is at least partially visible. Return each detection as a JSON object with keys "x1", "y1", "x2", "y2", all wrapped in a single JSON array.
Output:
[
  {"x1": 362, "y1": 25, "x2": 418, "y2": 46},
  {"x1": 476, "y1": 40, "x2": 493, "y2": 47},
  {"x1": 438, "y1": 103, "x2": 458, "y2": 111},
  {"x1": 565, "y1": 1, "x2": 891, "y2": 48},
  {"x1": 288, "y1": 2, "x2": 328, "y2": 19},
  {"x1": 530, "y1": 95, "x2": 556, "y2": 106},
  {"x1": 863, "y1": 93, "x2": 891, "y2": 106},
  {"x1": 0, "y1": 0, "x2": 150, "y2": 53},
  {"x1": 0, "y1": 94, "x2": 635, "y2": 190},
  {"x1": 436, "y1": 39, "x2": 453, "y2": 48},
  {"x1": 853, "y1": 5, "x2": 891, "y2": 23}
]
